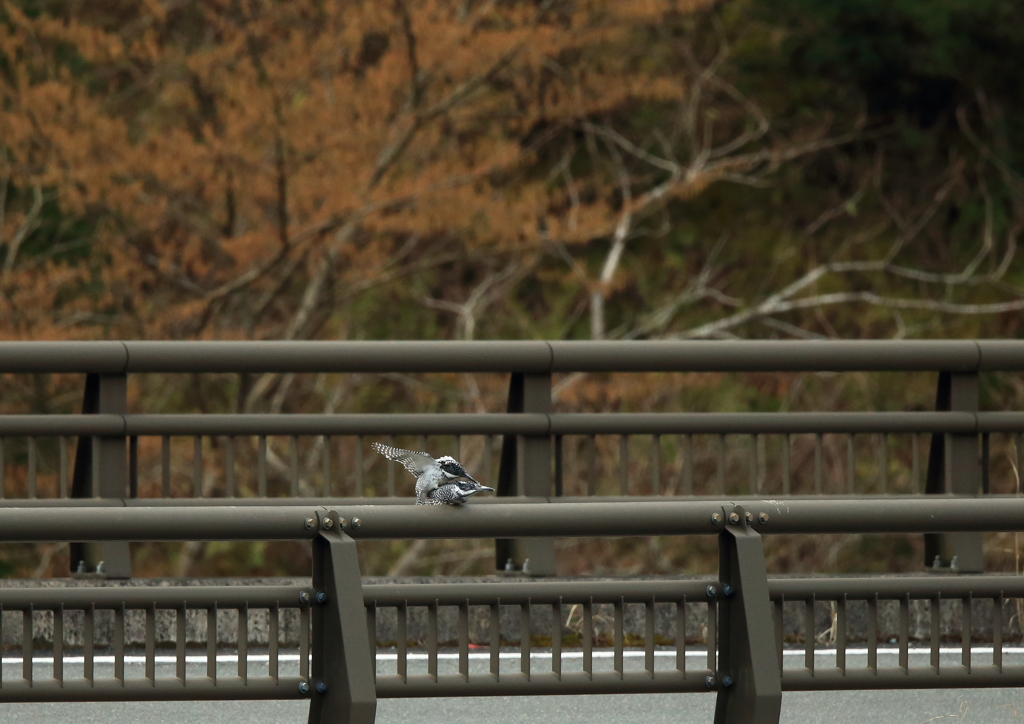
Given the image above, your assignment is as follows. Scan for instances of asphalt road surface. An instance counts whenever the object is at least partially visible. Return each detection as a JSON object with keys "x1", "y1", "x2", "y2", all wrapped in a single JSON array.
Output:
[{"x1": 4, "y1": 648, "x2": 1024, "y2": 723}]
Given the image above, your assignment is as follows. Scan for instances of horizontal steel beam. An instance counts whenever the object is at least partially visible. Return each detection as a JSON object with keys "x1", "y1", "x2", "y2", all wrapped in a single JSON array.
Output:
[
  {"x1": 1, "y1": 411, "x2": 1024, "y2": 437},
  {"x1": 0, "y1": 677, "x2": 307, "y2": 703},
  {"x1": 0, "y1": 585, "x2": 308, "y2": 610},
  {"x1": 374, "y1": 671, "x2": 708, "y2": 697},
  {"x1": 0, "y1": 340, "x2": 1022, "y2": 373},
  {"x1": 768, "y1": 575, "x2": 1024, "y2": 600},
  {"x1": 780, "y1": 666, "x2": 1024, "y2": 691}
]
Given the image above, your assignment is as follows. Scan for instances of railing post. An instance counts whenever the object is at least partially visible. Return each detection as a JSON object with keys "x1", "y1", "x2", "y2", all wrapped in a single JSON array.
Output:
[
  {"x1": 714, "y1": 504, "x2": 782, "y2": 724},
  {"x1": 308, "y1": 510, "x2": 376, "y2": 724},
  {"x1": 924, "y1": 371, "x2": 984, "y2": 573},
  {"x1": 495, "y1": 372, "x2": 556, "y2": 576},
  {"x1": 70, "y1": 373, "x2": 131, "y2": 578}
]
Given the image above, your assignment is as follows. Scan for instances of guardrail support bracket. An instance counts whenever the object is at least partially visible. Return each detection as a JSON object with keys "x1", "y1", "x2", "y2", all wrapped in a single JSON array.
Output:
[
  {"x1": 714, "y1": 505, "x2": 782, "y2": 724},
  {"x1": 309, "y1": 512, "x2": 377, "y2": 724}
]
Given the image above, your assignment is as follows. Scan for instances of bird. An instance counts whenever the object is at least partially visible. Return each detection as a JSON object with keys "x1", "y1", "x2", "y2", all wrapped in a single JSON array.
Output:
[{"x1": 371, "y1": 442, "x2": 494, "y2": 505}]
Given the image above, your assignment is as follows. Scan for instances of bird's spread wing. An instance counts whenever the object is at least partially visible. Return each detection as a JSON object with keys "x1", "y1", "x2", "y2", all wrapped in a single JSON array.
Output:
[{"x1": 371, "y1": 442, "x2": 434, "y2": 478}]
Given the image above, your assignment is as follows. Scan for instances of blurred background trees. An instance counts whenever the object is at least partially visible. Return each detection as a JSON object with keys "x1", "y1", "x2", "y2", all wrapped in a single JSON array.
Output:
[{"x1": 0, "y1": 0, "x2": 1022, "y2": 578}]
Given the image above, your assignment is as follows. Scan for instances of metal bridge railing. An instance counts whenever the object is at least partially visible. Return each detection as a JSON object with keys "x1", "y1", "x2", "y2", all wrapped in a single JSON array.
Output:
[
  {"x1": 6, "y1": 498, "x2": 1024, "y2": 723},
  {"x1": 0, "y1": 340, "x2": 1022, "y2": 576}
]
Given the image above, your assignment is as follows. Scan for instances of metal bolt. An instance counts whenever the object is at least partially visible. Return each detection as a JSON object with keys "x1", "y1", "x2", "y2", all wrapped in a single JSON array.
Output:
[
  {"x1": 722, "y1": 584, "x2": 735, "y2": 597},
  {"x1": 704, "y1": 675, "x2": 716, "y2": 689},
  {"x1": 299, "y1": 681, "x2": 311, "y2": 694},
  {"x1": 710, "y1": 513, "x2": 723, "y2": 525},
  {"x1": 745, "y1": 512, "x2": 753, "y2": 524},
  {"x1": 316, "y1": 681, "x2": 328, "y2": 694},
  {"x1": 728, "y1": 512, "x2": 740, "y2": 524},
  {"x1": 338, "y1": 518, "x2": 347, "y2": 529},
  {"x1": 299, "y1": 591, "x2": 311, "y2": 603},
  {"x1": 350, "y1": 518, "x2": 361, "y2": 530},
  {"x1": 323, "y1": 517, "x2": 334, "y2": 529},
  {"x1": 316, "y1": 591, "x2": 328, "y2": 604},
  {"x1": 706, "y1": 585, "x2": 717, "y2": 598},
  {"x1": 758, "y1": 512, "x2": 769, "y2": 524},
  {"x1": 722, "y1": 675, "x2": 734, "y2": 688},
  {"x1": 304, "y1": 517, "x2": 315, "y2": 530}
]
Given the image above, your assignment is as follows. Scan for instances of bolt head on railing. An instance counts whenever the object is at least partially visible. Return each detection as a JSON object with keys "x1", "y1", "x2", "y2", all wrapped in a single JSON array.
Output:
[
  {"x1": 758, "y1": 512, "x2": 769, "y2": 524},
  {"x1": 316, "y1": 591, "x2": 328, "y2": 604},
  {"x1": 705, "y1": 584, "x2": 717, "y2": 598},
  {"x1": 710, "y1": 513, "x2": 723, "y2": 525},
  {"x1": 316, "y1": 681, "x2": 328, "y2": 694},
  {"x1": 350, "y1": 517, "x2": 361, "y2": 530},
  {"x1": 299, "y1": 681, "x2": 311, "y2": 694},
  {"x1": 704, "y1": 675, "x2": 716, "y2": 689},
  {"x1": 745, "y1": 512, "x2": 753, "y2": 524},
  {"x1": 721, "y1": 675, "x2": 734, "y2": 688},
  {"x1": 728, "y1": 512, "x2": 740, "y2": 524},
  {"x1": 304, "y1": 517, "x2": 315, "y2": 530},
  {"x1": 323, "y1": 517, "x2": 334, "y2": 530},
  {"x1": 722, "y1": 584, "x2": 735, "y2": 597},
  {"x1": 299, "y1": 591, "x2": 311, "y2": 603}
]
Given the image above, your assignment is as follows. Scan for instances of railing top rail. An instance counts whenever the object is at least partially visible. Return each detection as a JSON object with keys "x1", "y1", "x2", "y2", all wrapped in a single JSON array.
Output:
[
  {"x1": 1, "y1": 410, "x2": 1023, "y2": 436},
  {"x1": 1, "y1": 339, "x2": 1023, "y2": 373},
  {"x1": 2, "y1": 498, "x2": 1024, "y2": 541}
]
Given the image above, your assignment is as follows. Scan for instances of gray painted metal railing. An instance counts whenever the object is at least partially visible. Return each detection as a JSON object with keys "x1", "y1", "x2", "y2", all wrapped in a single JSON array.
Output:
[
  {"x1": 0, "y1": 340, "x2": 1021, "y2": 577},
  {"x1": 6, "y1": 499, "x2": 1024, "y2": 723}
]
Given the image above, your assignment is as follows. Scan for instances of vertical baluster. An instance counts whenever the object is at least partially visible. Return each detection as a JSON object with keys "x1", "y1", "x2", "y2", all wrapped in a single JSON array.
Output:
[
  {"x1": 114, "y1": 604, "x2": 124, "y2": 685},
  {"x1": 237, "y1": 604, "x2": 248, "y2": 683},
  {"x1": 994, "y1": 594, "x2": 1003, "y2": 671},
  {"x1": 161, "y1": 436, "x2": 171, "y2": 498},
  {"x1": 0, "y1": 437, "x2": 5, "y2": 498},
  {"x1": 804, "y1": 598, "x2": 815, "y2": 674},
  {"x1": 364, "y1": 604, "x2": 374, "y2": 683},
  {"x1": 982, "y1": 433, "x2": 990, "y2": 494},
  {"x1": 354, "y1": 436, "x2": 364, "y2": 496},
  {"x1": 1018, "y1": 434, "x2": 1024, "y2": 494},
  {"x1": 847, "y1": 435, "x2": 855, "y2": 494},
  {"x1": 554, "y1": 435, "x2": 564, "y2": 497},
  {"x1": 878, "y1": 434, "x2": 888, "y2": 494},
  {"x1": 716, "y1": 435, "x2": 726, "y2": 494},
  {"x1": 145, "y1": 604, "x2": 155, "y2": 684},
  {"x1": 85, "y1": 604, "x2": 95, "y2": 685},
  {"x1": 386, "y1": 436, "x2": 396, "y2": 497},
  {"x1": 129, "y1": 436, "x2": 138, "y2": 499},
  {"x1": 676, "y1": 598, "x2": 687, "y2": 675},
  {"x1": 706, "y1": 601, "x2": 717, "y2": 675},
  {"x1": 749, "y1": 434, "x2": 758, "y2": 494},
  {"x1": 0, "y1": 603, "x2": 4, "y2": 687},
  {"x1": 645, "y1": 598, "x2": 655, "y2": 677},
  {"x1": 207, "y1": 606, "x2": 217, "y2": 682},
  {"x1": 397, "y1": 603, "x2": 408, "y2": 683},
  {"x1": 836, "y1": 595, "x2": 847, "y2": 674},
  {"x1": 613, "y1": 597, "x2": 624, "y2": 678},
  {"x1": 651, "y1": 435, "x2": 661, "y2": 495},
  {"x1": 484, "y1": 435, "x2": 494, "y2": 486},
  {"x1": 177, "y1": 604, "x2": 187, "y2": 682},
  {"x1": 59, "y1": 437, "x2": 68, "y2": 498},
  {"x1": 774, "y1": 598, "x2": 784, "y2": 675},
  {"x1": 583, "y1": 598, "x2": 593, "y2": 678},
  {"x1": 521, "y1": 601, "x2": 531, "y2": 679},
  {"x1": 867, "y1": 595, "x2": 878, "y2": 674},
  {"x1": 53, "y1": 605, "x2": 63, "y2": 685},
  {"x1": 782, "y1": 434, "x2": 791, "y2": 495},
  {"x1": 814, "y1": 434, "x2": 823, "y2": 495},
  {"x1": 299, "y1": 602, "x2": 309, "y2": 681},
  {"x1": 27, "y1": 437, "x2": 37, "y2": 498},
  {"x1": 23, "y1": 606, "x2": 33, "y2": 685},
  {"x1": 289, "y1": 436, "x2": 300, "y2": 497},
  {"x1": 458, "y1": 601, "x2": 469, "y2": 681},
  {"x1": 683, "y1": 435, "x2": 693, "y2": 495},
  {"x1": 489, "y1": 602, "x2": 500, "y2": 679},
  {"x1": 587, "y1": 436, "x2": 598, "y2": 496},
  {"x1": 930, "y1": 595, "x2": 940, "y2": 673},
  {"x1": 962, "y1": 595, "x2": 971, "y2": 672},
  {"x1": 225, "y1": 437, "x2": 235, "y2": 498},
  {"x1": 270, "y1": 603, "x2": 280, "y2": 682},
  {"x1": 428, "y1": 601, "x2": 438, "y2": 682},
  {"x1": 899, "y1": 595, "x2": 909, "y2": 672},
  {"x1": 257, "y1": 436, "x2": 268, "y2": 497},
  {"x1": 551, "y1": 599, "x2": 562, "y2": 678},
  {"x1": 322, "y1": 435, "x2": 331, "y2": 497},
  {"x1": 911, "y1": 434, "x2": 920, "y2": 493},
  {"x1": 193, "y1": 436, "x2": 203, "y2": 498},
  {"x1": 619, "y1": 436, "x2": 629, "y2": 496}
]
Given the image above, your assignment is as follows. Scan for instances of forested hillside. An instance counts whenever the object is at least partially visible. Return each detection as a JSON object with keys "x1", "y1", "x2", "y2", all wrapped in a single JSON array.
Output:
[{"x1": 1, "y1": 0, "x2": 1022, "y2": 579}]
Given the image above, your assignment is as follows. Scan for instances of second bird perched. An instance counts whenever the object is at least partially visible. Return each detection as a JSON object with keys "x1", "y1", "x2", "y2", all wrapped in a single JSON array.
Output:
[{"x1": 371, "y1": 442, "x2": 494, "y2": 505}]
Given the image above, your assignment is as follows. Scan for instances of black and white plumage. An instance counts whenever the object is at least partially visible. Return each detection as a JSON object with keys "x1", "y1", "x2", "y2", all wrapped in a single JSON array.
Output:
[{"x1": 371, "y1": 442, "x2": 493, "y2": 505}]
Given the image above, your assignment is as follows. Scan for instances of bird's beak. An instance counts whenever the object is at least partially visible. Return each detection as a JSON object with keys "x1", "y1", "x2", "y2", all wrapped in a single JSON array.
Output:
[{"x1": 476, "y1": 485, "x2": 494, "y2": 493}]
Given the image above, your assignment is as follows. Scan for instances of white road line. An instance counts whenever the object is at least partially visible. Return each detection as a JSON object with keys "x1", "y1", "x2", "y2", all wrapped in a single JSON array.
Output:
[{"x1": 3, "y1": 647, "x2": 1022, "y2": 666}]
